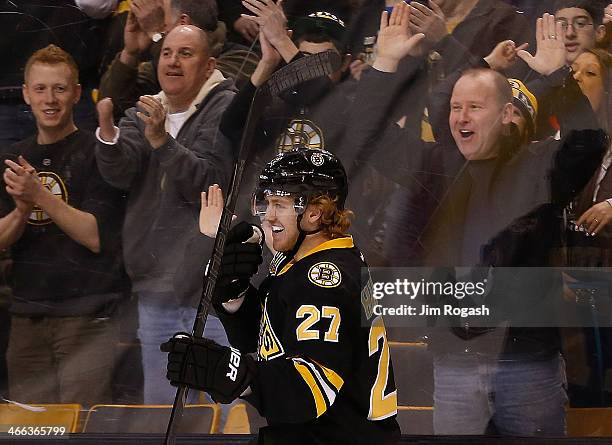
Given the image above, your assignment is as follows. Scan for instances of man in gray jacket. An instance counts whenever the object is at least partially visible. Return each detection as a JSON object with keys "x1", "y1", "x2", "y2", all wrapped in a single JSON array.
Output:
[{"x1": 95, "y1": 24, "x2": 235, "y2": 403}]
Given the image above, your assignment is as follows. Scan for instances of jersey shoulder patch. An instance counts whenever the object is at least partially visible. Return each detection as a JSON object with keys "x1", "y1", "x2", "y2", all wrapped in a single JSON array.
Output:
[{"x1": 308, "y1": 261, "x2": 342, "y2": 288}]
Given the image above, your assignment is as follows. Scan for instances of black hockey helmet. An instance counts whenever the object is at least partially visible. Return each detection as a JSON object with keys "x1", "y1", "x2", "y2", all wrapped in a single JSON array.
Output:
[{"x1": 252, "y1": 148, "x2": 348, "y2": 219}]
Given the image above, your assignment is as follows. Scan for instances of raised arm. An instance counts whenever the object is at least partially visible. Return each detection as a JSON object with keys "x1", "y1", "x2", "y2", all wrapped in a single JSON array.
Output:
[
  {"x1": 347, "y1": 4, "x2": 426, "y2": 172},
  {"x1": 372, "y1": 2, "x2": 426, "y2": 73},
  {"x1": 95, "y1": 98, "x2": 149, "y2": 191},
  {"x1": 98, "y1": 4, "x2": 163, "y2": 117},
  {"x1": 516, "y1": 14, "x2": 566, "y2": 76},
  {"x1": 219, "y1": 31, "x2": 282, "y2": 150},
  {"x1": 241, "y1": 0, "x2": 299, "y2": 63}
]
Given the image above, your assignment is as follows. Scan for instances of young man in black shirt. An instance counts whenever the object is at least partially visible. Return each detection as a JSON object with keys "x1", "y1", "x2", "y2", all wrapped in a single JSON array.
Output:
[{"x1": 0, "y1": 45, "x2": 126, "y2": 406}]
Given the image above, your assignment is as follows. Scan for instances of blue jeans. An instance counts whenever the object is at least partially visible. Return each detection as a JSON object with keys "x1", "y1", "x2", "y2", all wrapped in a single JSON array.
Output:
[
  {"x1": 136, "y1": 293, "x2": 229, "y2": 405},
  {"x1": 433, "y1": 353, "x2": 568, "y2": 435}
]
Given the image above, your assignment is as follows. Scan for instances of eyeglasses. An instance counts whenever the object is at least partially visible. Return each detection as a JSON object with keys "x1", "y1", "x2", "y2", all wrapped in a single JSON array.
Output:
[{"x1": 555, "y1": 17, "x2": 594, "y2": 32}]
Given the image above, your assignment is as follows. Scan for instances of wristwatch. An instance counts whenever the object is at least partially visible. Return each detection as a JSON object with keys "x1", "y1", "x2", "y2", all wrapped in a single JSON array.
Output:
[{"x1": 151, "y1": 32, "x2": 165, "y2": 43}]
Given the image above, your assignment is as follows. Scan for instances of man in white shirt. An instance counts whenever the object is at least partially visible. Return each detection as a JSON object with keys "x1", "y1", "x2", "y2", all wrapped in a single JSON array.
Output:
[{"x1": 95, "y1": 24, "x2": 236, "y2": 404}]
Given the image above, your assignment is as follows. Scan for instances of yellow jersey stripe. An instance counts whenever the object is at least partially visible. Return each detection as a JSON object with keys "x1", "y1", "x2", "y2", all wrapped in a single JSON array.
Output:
[
  {"x1": 278, "y1": 236, "x2": 354, "y2": 276},
  {"x1": 295, "y1": 358, "x2": 337, "y2": 406},
  {"x1": 277, "y1": 259, "x2": 295, "y2": 276},
  {"x1": 311, "y1": 359, "x2": 344, "y2": 392},
  {"x1": 293, "y1": 360, "x2": 327, "y2": 417}
]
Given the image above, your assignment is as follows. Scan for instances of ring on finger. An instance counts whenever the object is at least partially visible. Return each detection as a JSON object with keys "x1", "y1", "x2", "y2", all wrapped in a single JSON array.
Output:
[{"x1": 594, "y1": 218, "x2": 600, "y2": 223}]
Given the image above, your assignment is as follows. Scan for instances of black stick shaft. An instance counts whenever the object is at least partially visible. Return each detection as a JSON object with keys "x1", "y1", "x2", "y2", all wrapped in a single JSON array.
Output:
[{"x1": 164, "y1": 89, "x2": 265, "y2": 445}]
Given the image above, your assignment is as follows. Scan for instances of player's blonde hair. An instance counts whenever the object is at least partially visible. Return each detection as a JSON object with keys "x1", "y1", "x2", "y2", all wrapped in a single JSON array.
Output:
[
  {"x1": 24, "y1": 44, "x2": 79, "y2": 84},
  {"x1": 310, "y1": 194, "x2": 353, "y2": 238}
]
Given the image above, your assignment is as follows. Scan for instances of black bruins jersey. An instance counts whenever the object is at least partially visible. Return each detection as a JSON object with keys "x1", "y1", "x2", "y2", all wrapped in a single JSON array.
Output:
[{"x1": 219, "y1": 236, "x2": 400, "y2": 445}]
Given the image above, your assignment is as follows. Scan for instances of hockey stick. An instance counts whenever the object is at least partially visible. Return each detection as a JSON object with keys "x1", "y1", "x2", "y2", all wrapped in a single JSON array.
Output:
[{"x1": 164, "y1": 49, "x2": 341, "y2": 445}]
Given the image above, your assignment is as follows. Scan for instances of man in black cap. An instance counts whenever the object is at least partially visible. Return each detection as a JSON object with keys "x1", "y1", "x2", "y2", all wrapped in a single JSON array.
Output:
[{"x1": 219, "y1": 2, "x2": 359, "y2": 223}]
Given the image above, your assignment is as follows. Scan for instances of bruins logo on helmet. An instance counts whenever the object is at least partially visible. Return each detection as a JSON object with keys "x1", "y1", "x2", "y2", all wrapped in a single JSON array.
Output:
[
  {"x1": 29, "y1": 172, "x2": 68, "y2": 226},
  {"x1": 254, "y1": 148, "x2": 349, "y2": 211},
  {"x1": 277, "y1": 119, "x2": 325, "y2": 152},
  {"x1": 308, "y1": 262, "x2": 342, "y2": 288},
  {"x1": 311, "y1": 152, "x2": 324, "y2": 167}
]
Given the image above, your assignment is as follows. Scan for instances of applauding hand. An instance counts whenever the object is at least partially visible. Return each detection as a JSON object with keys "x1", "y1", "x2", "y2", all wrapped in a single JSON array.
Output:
[
  {"x1": 136, "y1": 95, "x2": 168, "y2": 149},
  {"x1": 409, "y1": 0, "x2": 448, "y2": 44}
]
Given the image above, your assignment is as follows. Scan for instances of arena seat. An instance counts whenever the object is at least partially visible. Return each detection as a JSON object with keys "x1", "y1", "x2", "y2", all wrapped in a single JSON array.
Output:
[
  {"x1": 0, "y1": 403, "x2": 81, "y2": 433},
  {"x1": 567, "y1": 408, "x2": 612, "y2": 437},
  {"x1": 223, "y1": 404, "x2": 250, "y2": 434},
  {"x1": 82, "y1": 404, "x2": 220, "y2": 434},
  {"x1": 222, "y1": 403, "x2": 267, "y2": 434}
]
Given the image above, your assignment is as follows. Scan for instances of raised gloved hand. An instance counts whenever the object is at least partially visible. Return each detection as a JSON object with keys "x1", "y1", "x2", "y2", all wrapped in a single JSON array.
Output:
[
  {"x1": 215, "y1": 221, "x2": 264, "y2": 303},
  {"x1": 160, "y1": 333, "x2": 255, "y2": 404}
]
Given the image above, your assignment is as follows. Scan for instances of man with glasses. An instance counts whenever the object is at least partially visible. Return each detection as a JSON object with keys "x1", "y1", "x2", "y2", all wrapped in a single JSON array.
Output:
[
  {"x1": 553, "y1": 0, "x2": 607, "y2": 64},
  {"x1": 526, "y1": 2, "x2": 606, "y2": 140}
]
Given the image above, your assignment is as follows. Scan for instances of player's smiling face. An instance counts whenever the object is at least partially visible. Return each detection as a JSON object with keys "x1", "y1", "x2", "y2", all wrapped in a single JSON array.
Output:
[{"x1": 263, "y1": 195, "x2": 301, "y2": 252}]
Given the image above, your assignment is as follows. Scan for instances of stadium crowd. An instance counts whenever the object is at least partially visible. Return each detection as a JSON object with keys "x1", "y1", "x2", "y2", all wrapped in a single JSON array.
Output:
[{"x1": 1, "y1": 0, "x2": 612, "y2": 440}]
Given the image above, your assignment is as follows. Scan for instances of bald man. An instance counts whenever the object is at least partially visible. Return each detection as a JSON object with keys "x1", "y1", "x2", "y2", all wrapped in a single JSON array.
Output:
[
  {"x1": 95, "y1": 25, "x2": 236, "y2": 403},
  {"x1": 356, "y1": 4, "x2": 607, "y2": 435}
]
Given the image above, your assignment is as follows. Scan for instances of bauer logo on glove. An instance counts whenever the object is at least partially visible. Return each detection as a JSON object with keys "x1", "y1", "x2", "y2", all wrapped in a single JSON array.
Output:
[
  {"x1": 160, "y1": 332, "x2": 256, "y2": 404},
  {"x1": 226, "y1": 346, "x2": 241, "y2": 381}
]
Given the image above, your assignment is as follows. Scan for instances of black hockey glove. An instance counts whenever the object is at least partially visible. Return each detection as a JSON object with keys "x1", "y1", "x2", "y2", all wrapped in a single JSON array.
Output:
[
  {"x1": 160, "y1": 333, "x2": 255, "y2": 404},
  {"x1": 215, "y1": 221, "x2": 264, "y2": 303}
]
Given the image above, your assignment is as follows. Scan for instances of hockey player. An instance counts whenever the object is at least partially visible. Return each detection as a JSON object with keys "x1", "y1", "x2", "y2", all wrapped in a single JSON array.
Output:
[{"x1": 161, "y1": 149, "x2": 400, "y2": 444}]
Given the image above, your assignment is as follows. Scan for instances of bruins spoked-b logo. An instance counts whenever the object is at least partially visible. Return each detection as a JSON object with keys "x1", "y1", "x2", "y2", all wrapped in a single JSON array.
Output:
[
  {"x1": 29, "y1": 172, "x2": 68, "y2": 226},
  {"x1": 277, "y1": 119, "x2": 324, "y2": 152},
  {"x1": 310, "y1": 152, "x2": 324, "y2": 166},
  {"x1": 308, "y1": 262, "x2": 342, "y2": 288}
]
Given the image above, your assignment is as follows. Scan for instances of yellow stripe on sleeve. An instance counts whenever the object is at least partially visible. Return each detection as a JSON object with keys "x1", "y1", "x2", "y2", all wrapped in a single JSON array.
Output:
[
  {"x1": 293, "y1": 360, "x2": 327, "y2": 417},
  {"x1": 313, "y1": 360, "x2": 344, "y2": 393}
]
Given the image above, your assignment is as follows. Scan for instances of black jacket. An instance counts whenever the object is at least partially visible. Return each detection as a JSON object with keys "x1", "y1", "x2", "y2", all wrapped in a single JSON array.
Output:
[{"x1": 353, "y1": 66, "x2": 607, "y2": 357}]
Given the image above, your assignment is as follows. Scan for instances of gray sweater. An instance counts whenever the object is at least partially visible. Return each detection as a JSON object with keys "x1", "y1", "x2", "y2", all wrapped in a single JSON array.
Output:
[{"x1": 96, "y1": 77, "x2": 236, "y2": 306}]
